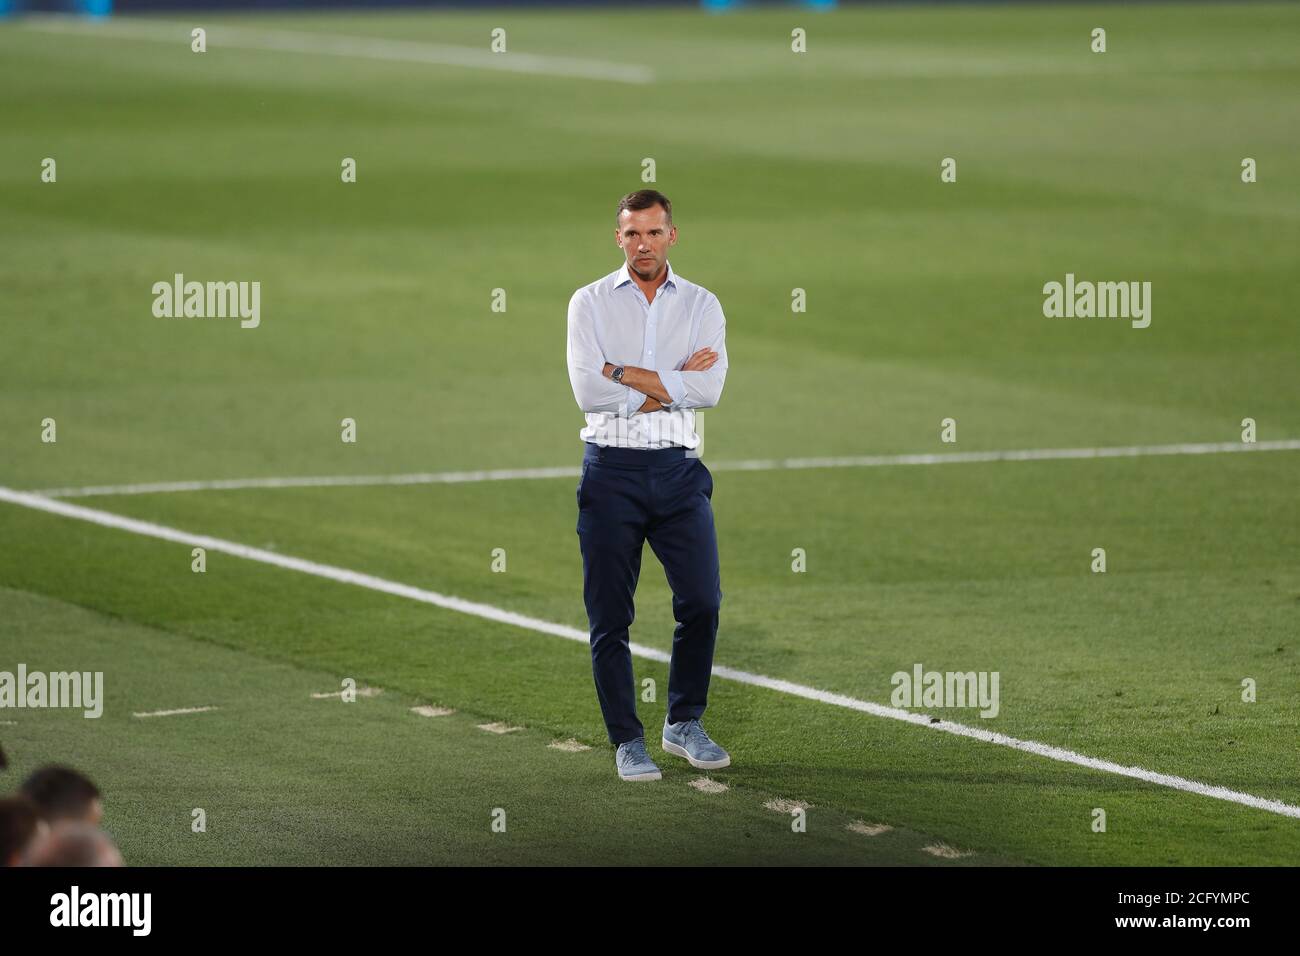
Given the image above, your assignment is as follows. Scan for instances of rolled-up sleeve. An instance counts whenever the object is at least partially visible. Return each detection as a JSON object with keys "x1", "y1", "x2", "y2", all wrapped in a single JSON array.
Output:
[
  {"x1": 624, "y1": 386, "x2": 648, "y2": 416},
  {"x1": 663, "y1": 293, "x2": 728, "y2": 410},
  {"x1": 659, "y1": 368, "x2": 687, "y2": 408},
  {"x1": 567, "y1": 288, "x2": 640, "y2": 416}
]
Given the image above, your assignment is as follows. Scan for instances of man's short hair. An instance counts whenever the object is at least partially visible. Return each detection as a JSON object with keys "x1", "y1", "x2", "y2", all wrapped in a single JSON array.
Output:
[
  {"x1": 616, "y1": 189, "x2": 672, "y2": 227},
  {"x1": 21, "y1": 765, "x2": 101, "y2": 823},
  {"x1": 0, "y1": 796, "x2": 42, "y2": 866}
]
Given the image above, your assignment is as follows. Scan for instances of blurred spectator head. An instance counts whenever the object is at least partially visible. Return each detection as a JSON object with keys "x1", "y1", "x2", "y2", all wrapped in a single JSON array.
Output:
[
  {"x1": 21, "y1": 822, "x2": 123, "y2": 868},
  {"x1": 21, "y1": 765, "x2": 103, "y2": 825},
  {"x1": 0, "y1": 796, "x2": 46, "y2": 867}
]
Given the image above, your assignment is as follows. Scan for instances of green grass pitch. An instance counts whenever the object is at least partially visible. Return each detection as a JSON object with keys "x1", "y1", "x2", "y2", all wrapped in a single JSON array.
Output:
[{"x1": 1, "y1": 2, "x2": 1297, "y2": 865}]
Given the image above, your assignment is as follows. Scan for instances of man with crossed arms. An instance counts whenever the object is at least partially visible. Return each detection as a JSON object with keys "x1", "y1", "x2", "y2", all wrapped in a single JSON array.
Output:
[{"x1": 566, "y1": 189, "x2": 730, "y2": 781}]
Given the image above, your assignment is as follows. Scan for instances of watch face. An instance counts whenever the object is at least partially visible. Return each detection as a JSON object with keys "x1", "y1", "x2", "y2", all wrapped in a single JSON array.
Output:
[{"x1": 613, "y1": 367, "x2": 624, "y2": 383}]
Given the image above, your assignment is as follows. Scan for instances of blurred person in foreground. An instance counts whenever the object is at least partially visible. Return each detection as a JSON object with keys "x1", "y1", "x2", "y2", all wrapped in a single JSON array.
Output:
[
  {"x1": 21, "y1": 821, "x2": 124, "y2": 867},
  {"x1": 0, "y1": 795, "x2": 47, "y2": 866},
  {"x1": 21, "y1": 765, "x2": 103, "y2": 825}
]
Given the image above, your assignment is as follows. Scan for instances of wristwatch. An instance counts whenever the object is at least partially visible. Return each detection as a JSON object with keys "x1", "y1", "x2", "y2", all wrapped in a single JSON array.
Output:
[{"x1": 610, "y1": 365, "x2": 625, "y2": 384}]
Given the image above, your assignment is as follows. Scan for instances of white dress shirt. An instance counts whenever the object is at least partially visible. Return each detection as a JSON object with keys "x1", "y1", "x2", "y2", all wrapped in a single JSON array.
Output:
[{"x1": 566, "y1": 259, "x2": 728, "y2": 450}]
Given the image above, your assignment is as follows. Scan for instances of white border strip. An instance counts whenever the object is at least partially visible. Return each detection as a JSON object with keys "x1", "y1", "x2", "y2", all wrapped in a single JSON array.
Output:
[
  {"x1": 32, "y1": 439, "x2": 1300, "y2": 500},
  {"x1": 22, "y1": 16, "x2": 655, "y2": 84},
  {"x1": 2, "y1": 484, "x2": 1298, "y2": 820}
]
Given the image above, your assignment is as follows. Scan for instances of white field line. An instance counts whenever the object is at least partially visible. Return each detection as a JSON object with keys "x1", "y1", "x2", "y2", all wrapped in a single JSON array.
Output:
[
  {"x1": 31, "y1": 439, "x2": 1300, "y2": 500},
  {"x1": 132, "y1": 705, "x2": 218, "y2": 718},
  {"x1": 477, "y1": 721, "x2": 523, "y2": 734},
  {"x1": 22, "y1": 15, "x2": 655, "y2": 84},
  {"x1": 309, "y1": 686, "x2": 382, "y2": 699},
  {"x1": 3, "y1": 485, "x2": 1299, "y2": 821},
  {"x1": 412, "y1": 705, "x2": 455, "y2": 718}
]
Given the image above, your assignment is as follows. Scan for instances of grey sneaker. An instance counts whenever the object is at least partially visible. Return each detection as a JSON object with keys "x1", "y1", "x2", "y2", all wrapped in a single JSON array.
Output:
[
  {"x1": 615, "y1": 737, "x2": 662, "y2": 781},
  {"x1": 661, "y1": 718, "x2": 731, "y2": 770}
]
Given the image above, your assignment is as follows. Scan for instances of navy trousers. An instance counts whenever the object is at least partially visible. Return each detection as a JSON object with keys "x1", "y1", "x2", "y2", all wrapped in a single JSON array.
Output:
[{"x1": 576, "y1": 441, "x2": 722, "y2": 745}]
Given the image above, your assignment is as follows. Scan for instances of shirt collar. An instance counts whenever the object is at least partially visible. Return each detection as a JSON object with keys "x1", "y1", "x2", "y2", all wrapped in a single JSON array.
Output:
[{"x1": 615, "y1": 259, "x2": 677, "y2": 294}]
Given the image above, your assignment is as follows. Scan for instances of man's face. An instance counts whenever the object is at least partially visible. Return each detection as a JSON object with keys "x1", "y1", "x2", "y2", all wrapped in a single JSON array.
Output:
[{"x1": 615, "y1": 207, "x2": 677, "y2": 281}]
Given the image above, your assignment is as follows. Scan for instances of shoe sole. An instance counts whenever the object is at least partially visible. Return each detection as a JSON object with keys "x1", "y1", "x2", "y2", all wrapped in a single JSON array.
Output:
[
  {"x1": 661, "y1": 738, "x2": 731, "y2": 770},
  {"x1": 618, "y1": 769, "x2": 662, "y2": 781}
]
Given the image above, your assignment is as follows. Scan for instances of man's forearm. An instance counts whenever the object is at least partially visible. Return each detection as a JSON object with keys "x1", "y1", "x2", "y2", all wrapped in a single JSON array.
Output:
[{"x1": 603, "y1": 362, "x2": 672, "y2": 405}]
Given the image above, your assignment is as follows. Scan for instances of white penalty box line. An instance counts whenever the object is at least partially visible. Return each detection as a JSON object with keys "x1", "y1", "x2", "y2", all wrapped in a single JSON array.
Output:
[
  {"x1": 1, "y1": 484, "x2": 1298, "y2": 821},
  {"x1": 22, "y1": 15, "x2": 656, "y2": 85},
  {"x1": 31, "y1": 438, "x2": 1300, "y2": 500}
]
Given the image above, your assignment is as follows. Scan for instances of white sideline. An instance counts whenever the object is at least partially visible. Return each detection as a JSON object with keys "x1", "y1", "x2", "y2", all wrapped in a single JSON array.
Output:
[
  {"x1": 22, "y1": 15, "x2": 656, "y2": 84},
  {"x1": 31, "y1": 439, "x2": 1300, "y2": 499},
  {"x1": 2, "y1": 484, "x2": 1299, "y2": 821},
  {"x1": 132, "y1": 705, "x2": 218, "y2": 718}
]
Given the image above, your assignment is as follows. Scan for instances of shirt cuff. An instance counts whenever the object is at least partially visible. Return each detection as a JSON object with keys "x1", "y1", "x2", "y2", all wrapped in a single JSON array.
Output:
[
  {"x1": 659, "y1": 370, "x2": 686, "y2": 410},
  {"x1": 624, "y1": 386, "x2": 646, "y2": 417}
]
